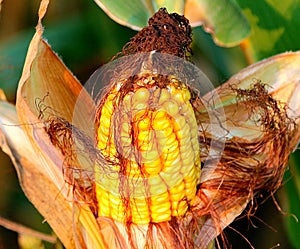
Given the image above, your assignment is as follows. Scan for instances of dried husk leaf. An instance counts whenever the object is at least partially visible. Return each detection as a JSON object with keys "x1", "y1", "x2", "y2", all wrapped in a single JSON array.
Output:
[
  {"x1": 193, "y1": 52, "x2": 300, "y2": 247},
  {"x1": 10, "y1": 0, "x2": 103, "y2": 248},
  {"x1": 0, "y1": 89, "x2": 7, "y2": 101},
  {"x1": 0, "y1": 106, "x2": 101, "y2": 249},
  {"x1": 0, "y1": 0, "x2": 3, "y2": 13},
  {"x1": 203, "y1": 52, "x2": 300, "y2": 149},
  {"x1": 15, "y1": 37, "x2": 104, "y2": 249},
  {"x1": 0, "y1": 101, "x2": 74, "y2": 248}
]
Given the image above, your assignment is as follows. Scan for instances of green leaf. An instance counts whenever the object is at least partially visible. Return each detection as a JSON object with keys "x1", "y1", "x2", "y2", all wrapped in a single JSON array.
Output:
[
  {"x1": 192, "y1": 26, "x2": 248, "y2": 81},
  {"x1": 0, "y1": 30, "x2": 34, "y2": 101},
  {"x1": 185, "y1": 0, "x2": 251, "y2": 46},
  {"x1": 152, "y1": 0, "x2": 185, "y2": 13},
  {"x1": 235, "y1": 0, "x2": 300, "y2": 62},
  {"x1": 94, "y1": 0, "x2": 250, "y2": 46},
  {"x1": 280, "y1": 151, "x2": 300, "y2": 249},
  {"x1": 93, "y1": 0, "x2": 152, "y2": 30}
]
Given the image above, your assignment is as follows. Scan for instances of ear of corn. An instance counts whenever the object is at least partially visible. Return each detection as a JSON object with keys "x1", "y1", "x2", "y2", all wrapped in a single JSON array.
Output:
[{"x1": 95, "y1": 73, "x2": 200, "y2": 224}]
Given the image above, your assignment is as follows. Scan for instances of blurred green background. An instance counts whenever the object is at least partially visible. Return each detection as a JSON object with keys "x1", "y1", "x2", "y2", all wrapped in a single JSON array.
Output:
[{"x1": 0, "y1": 0, "x2": 299, "y2": 248}]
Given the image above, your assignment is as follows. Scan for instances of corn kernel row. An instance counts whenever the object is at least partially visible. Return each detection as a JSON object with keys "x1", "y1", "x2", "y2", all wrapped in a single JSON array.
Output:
[{"x1": 95, "y1": 73, "x2": 200, "y2": 224}]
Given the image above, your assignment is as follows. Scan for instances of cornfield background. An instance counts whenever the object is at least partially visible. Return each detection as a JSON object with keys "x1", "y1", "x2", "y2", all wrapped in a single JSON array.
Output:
[{"x1": 0, "y1": 0, "x2": 299, "y2": 248}]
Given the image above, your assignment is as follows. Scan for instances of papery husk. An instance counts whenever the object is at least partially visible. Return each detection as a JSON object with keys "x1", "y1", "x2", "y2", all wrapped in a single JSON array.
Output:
[
  {"x1": 192, "y1": 52, "x2": 300, "y2": 248},
  {"x1": 12, "y1": 0, "x2": 104, "y2": 248},
  {"x1": 0, "y1": 100, "x2": 71, "y2": 247},
  {"x1": 0, "y1": 102, "x2": 100, "y2": 249}
]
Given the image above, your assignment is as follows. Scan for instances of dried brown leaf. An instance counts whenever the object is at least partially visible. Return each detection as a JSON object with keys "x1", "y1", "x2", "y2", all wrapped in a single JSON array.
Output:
[{"x1": 193, "y1": 52, "x2": 300, "y2": 247}]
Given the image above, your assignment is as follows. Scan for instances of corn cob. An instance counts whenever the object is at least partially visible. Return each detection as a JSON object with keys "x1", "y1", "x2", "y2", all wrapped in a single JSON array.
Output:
[{"x1": 95, "y1": 73, "x2": 200, "y2": 224}]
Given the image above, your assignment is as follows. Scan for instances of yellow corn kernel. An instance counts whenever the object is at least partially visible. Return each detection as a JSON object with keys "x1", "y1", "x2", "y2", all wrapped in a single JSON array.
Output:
[
  {"x1": 132, "y1": 88, "x2": 150, "y2": 110},
  {"x1": 171, "y1": 200, "x2": 188, "y2": 216},
  {"x1": 131, "y1": 209, "x2": 150, "y2": 224},
  {"x1": 151, "y1": 212, "x2": 172, "y2": 223},
  {"x1": 98, "y1": 188, "x2": 110, "y2": 210},
  {"x1": 144, "y1": 161, "x2": 163, "y2": 175},
  {"x1": 163, "y1": 155, "x2": 181, "y2": 169},
  {"x1": 137, "y1": 129, "x2": 152, "y2": 143},
  {"x1": 153, "y1": 88, "x2": 170, "y2": 105},
  {"x1": 162, "y1": 100, "x2": 179, "y2": 116},
  {"x1": 148, "y1": 177, "x2": 168, "y2": 195},
  {"x1": 165, "y1": 138, "x2": 179, "y2": 153},
  {"x1": 95, "y1": 73, "x2": 200, "y2": 224},
  {"x1": 140, "y1": 150, "x2": 160, "y2": 163},
  {"x1": 164, "y1": 148, "x2": 180, "y2": 162},
  {"x1": 150, "y1": 191, "x2": 169, "y2": 205},
  {"x1": 152, "y1": 114, "x2": 171, "y2": 130},
  {"x1": 169, "y1": 183, "x2": 185, "y2": 202},
  {"x1": 150, "y1": 199, "x2": 171, "y2": 214},
  {"x1": 136, "y1": 116, "x2": 152, "y2": 131}
]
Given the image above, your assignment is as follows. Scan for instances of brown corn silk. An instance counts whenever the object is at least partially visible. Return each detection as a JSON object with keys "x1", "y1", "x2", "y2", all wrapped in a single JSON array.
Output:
[
  {"x1": 194, "y1": 81, "x2": 298, "y2": 247},
  {"x1": 32, "y1": 8, "x2": 299, "y2": 249}
]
